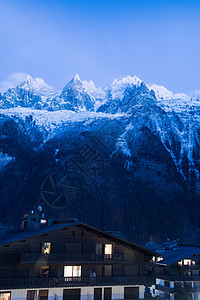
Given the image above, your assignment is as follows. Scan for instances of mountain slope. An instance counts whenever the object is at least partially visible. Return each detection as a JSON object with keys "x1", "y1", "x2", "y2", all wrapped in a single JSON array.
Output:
[{"x1": 0, "y1": 74, "x2": 200, "y2": 243}]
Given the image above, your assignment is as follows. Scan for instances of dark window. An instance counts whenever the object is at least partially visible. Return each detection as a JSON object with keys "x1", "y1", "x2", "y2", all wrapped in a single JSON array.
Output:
[
  {"x1": 40, "y1": 266, "x2": 49, "y2": 277},
  {"x1": 27, "y1": 291, "x2": 36, "y2": 300},
  {"x1": 95, "y1": 244, "x2": 113, "y2": 255},
  {"x1": 81, "y1": 231, "x2": 84, "y2": 237},
  {"x1": 165, "y1": 281, "x2": 170, "y2": 287},
  {"x1": 124, "y1": 287, "x2": 139, "y2": 300},
  {"x1": 73, "y1": 231, "x2": 75, "y2": 237},
  {"x1": 103, "y1": 265, "x2": 112, "y2": 277},
  {"x1": 94, "y1": 288, "x2": 102, "y2": 300},
  {"x1": 63, "y1": 289, "x2": 81, "y2": 300},
  {"x1": 104, "y1": 288, "x2": 112, "y2": 300},
  {"x1": 39, "y1": 290, "x2": 48, "y2": 300},
  {"x1": 96, "y1": 243, "x2": 103, "y2": 254}
]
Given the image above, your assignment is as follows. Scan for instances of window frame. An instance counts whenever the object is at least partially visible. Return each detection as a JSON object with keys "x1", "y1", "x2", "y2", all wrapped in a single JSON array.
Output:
[
  {"x1": 64, "y1": 265, "x2": 82, "y2": 278},
  {"x1": 41, "y1": 242, "x2": 51, "y2": 254}
]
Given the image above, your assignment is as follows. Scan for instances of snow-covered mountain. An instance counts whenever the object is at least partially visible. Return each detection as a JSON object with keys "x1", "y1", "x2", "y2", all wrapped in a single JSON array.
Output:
[
  {"x1": 0, "y1": 75, "x2": 57, "y2": 110},
  {"x1": 1, "y1": 74, "x2": 200, "y2": 184},
  {"x1": 1, "y1": 73, "x2": 200, "y2": 243}
]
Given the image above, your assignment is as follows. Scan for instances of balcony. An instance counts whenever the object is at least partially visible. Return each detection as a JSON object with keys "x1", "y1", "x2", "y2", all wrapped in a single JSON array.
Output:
[
  {"x1": 170, "y1": 275, "x2": 200, "y2": 282},
  {"x1": 172, "y1": 285, "x2": 200, "y2": 294},
  {"x1": 155, "y1": 284, "x2": 170, "y2": 294},
  {"x1": 178, "y1": 264, "x2": 200, "y2": 270},
  {"x1": 20, "y1": 253, "x2": 125, "y2": 264},
  {"x1": 0, "y1": 276, "x2": 155, "y2": 290}
]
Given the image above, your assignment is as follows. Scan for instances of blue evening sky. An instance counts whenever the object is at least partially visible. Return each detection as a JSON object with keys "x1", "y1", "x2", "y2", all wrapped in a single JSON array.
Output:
[{"x1": 0, "y1": 0, "x2": 200, "y2": 94}]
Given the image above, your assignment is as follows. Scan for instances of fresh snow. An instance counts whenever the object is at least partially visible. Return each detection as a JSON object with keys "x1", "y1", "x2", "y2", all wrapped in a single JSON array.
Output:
[
  {"x1": 0, "y1": 152, "x2": 14, "y2": 169},
  {"x1": 82, "y1": 80, "x2": 106, "y2": 101},
  {"x1": 0, "y1": 107, "x2": 124, "y2": 139},
  {"x1": 18, "y1": 75, "x2": 54, "y2": 96},
  {"x1": 1, "y1": 73, "x2": 200, "y2": 188},
  {"x1": 150, "y1": 84, "x2": 189, "y2": 101},
  {"x1": 111, "y1": 75, "x2": 142, "y2": 100}
]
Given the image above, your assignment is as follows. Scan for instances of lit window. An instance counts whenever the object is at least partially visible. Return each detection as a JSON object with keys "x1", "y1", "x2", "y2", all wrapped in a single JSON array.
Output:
[
  {"x1": 40, "y1": 219, "x2": 47, "y2": 225},
  {"x1": 42, "y1": 242, "x2": 51, "y2": 254},
  {"x1": 40, "y1": 266, "x2": 49, "y2": 277},
  {"x1": 105, "y1": 244, "x2": 113, "y2": 255},
  {"x1": 156, "y1": 257, "x2": 164, "y2": 262},
  {"x1": 64, "y1": 266, "x2": 81, "y2": 279},
  {"x1": 0, "y1": 293, "x2": 11, "y2": 300},
  {"x1": 184, "y1": 259, "x2": 191, "y2": 266}
]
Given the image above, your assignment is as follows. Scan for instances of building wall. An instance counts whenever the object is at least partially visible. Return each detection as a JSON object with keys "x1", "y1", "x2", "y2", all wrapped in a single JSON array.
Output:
[
  {"x1": 6, "y1": 285, "x2": 145, "y2": 300},
  {"x1": 0, "y1": 224, "x2": 149, "y2": 279}
]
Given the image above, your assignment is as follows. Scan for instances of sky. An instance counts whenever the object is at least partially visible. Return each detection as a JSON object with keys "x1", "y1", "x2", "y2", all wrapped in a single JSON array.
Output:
[{"x1": 0, "y1": 0, "x2": 200, "y2": 94}]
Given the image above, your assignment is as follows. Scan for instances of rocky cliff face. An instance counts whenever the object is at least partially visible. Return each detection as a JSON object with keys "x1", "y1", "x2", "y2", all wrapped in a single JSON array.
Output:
[{"x1": 0, "y1": 74, "x2": 200, "y2": 244}]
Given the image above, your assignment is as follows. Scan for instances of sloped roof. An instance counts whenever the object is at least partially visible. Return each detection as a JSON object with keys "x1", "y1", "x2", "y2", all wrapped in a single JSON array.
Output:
[
  {"x1": 156, "y1": 245, "x2": 200, "y2": 266},
  {"x1": 0, "y1": 220, "x2": 80, "y2": 247},
  {"x1": 0, "y1": 219, "x2": 159, "y2": 256}
]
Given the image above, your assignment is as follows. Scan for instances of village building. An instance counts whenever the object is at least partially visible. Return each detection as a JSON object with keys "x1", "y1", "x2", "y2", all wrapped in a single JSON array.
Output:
[
  {"x1": 146, "y1": 240, "x2": 200, "y2": 300},
  {"x1": 0, "y1": 211, "x2": 158, "y2": 300}
]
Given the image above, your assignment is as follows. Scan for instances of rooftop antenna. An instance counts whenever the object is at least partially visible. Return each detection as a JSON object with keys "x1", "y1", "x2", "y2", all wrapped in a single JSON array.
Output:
[{"x1": 37, "y1": 205, "x2": 42, "y2": 213}]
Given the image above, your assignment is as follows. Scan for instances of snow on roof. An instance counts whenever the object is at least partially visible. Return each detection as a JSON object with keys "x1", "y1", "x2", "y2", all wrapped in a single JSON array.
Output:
[{"x1": 146, "y1": 241, "x2": 200, "y2": 265}]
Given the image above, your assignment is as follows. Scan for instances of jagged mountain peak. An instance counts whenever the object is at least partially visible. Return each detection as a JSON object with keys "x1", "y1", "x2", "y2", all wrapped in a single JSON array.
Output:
[
  {"x1": 110, "y1": 75, "x2": 143, "y2": 100},
  {"x1": 73, "y1": 73, "x2": 81, "y2": 81},
  {"x1": 62, "y1": 74, "x2": 83, "y2": 91},
  {"x1": 18, "y1": 74, "x2": 34, "y2": 87},
  {"x1": 111, "y1": 75, "x2": 142, "y2": 87},
  {"x1": 61, "y1": 75, "x2": 105, "y2": 102},
  {"x1": 17, "y1": 75, "x2": 53, "y2": 95},
  {"x1": 150, "y1": 83, "x2": 190, "y2": 101}
]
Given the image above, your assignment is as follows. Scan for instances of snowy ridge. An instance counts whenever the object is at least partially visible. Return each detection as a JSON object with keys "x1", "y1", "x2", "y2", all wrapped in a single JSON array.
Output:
[
  {"x1": 1, "y1": 73, "x2": 199, "y2": 111},
  {"x1": 111, "y1": 75, "x2": 142, "y2": 100},
  {"x1": 1, "y1": 73, "x2": 200, "y2": 190},
  {"x1": 18, "y1": 75, "x2": 53, "y2": 95},
  {"x1": 150, "y1": 84, "x2": 190, "y2": 101},
  {"x1": 0, "y1": 107, "x2": 123, "y2": 140}
]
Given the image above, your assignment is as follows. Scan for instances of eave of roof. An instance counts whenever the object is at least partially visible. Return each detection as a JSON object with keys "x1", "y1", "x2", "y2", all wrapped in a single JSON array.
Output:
[
  {"x1": 0, "y1": 220, "x2": 159, "y2": 257},
  {"x1": 78, "y1": 222, "x2": 160, "y2": 256},
  {"x1": 155, "y1": 246, "x2": 200, "y2": 266},
  {"x1": 0, "y1": 221, "x2": 81, "y2": 247}
]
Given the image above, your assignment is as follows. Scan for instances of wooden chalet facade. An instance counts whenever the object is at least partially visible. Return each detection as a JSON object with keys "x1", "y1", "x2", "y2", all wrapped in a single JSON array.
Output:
[{"x1": 0, "y1": 212, "x2": 158, "y2": 300}]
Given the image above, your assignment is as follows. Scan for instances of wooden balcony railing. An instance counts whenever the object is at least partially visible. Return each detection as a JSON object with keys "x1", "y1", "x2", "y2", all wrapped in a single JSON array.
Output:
[
  {"x1": 20, "y1": 253, "x2": 125, "y2": 264},
  {"x1": 0, "y1": 276, "x2": 155, "y2": 290}
]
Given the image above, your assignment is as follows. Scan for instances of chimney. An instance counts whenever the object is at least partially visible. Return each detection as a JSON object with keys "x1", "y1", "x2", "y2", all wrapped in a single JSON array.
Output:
[{"x1": 21, "y1": 210, "x2": 54, "y2": 231}]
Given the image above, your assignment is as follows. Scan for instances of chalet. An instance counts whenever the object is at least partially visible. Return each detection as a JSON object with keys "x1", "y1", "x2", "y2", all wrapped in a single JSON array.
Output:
[
  {"x1": 146, "y1": 240, "x2": 200, "y2": 300},
  {"x1": 0, "y1": 211, "x2": 158, "y2": 300}
]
